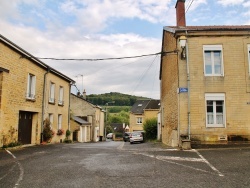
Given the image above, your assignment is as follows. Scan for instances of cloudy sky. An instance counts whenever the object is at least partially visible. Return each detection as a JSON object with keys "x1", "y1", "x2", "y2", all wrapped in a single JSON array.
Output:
[{"x1": 1, "y1": 0, "x2": 250, "y2": 99}]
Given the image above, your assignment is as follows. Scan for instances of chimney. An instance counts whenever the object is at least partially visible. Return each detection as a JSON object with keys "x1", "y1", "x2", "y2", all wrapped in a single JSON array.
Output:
[{"x1": 175, "y1": 0, "x2": 186, "y2": 27}]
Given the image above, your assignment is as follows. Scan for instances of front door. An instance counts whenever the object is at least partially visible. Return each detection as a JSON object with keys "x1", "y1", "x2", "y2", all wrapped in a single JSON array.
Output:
[{"x1": 18, "y1": 111, "x2": 32, "y2": 144}]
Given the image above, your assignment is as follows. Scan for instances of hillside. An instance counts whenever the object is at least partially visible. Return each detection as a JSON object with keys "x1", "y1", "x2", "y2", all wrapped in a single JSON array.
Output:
[{"x1": 86, "y1": 92, "x2": 150, "y2": 106}]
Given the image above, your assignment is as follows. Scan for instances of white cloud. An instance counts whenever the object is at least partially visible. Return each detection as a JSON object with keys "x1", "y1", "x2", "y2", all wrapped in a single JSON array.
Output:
[
  {"x1": 0, "y1": 13, "x2": 161, "y2": 98},
  {"x1": 60, "y1": 0, "x2": 174, "y2": 32},
  {"x1": 186, "y1": 0, "x2": 207, "y2": 12},
  {"x1": 217, "y1": 0, "x2": 245, "y2": 6}
]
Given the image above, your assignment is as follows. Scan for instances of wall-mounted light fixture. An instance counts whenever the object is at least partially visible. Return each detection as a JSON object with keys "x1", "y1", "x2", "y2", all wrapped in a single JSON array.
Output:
[{"x1": 179, "y1": 36, "x2": 187, "y2": 60}]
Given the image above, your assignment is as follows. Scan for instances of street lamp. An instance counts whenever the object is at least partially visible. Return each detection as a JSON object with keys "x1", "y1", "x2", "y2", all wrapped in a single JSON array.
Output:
[
  {"x1": 179, "y1": 36, "x2": 187, "y2": 60},
  {"x1": 104, "y1": 101, "x2": 115, "y2": 140}
]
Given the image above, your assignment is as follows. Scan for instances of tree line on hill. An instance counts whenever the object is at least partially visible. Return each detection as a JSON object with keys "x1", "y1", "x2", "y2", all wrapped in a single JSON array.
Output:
[{"x1": 86, "y1": 92, "x2": 150, "y2": 106}]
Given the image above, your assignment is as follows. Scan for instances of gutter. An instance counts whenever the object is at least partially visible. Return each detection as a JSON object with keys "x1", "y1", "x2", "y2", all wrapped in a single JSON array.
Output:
[
  {"x1": 185, "y1": 30, "x2": 191, "y2": 140},
  {"x1": 41, "y1": 68, "x2": 50, "y2": 143}
]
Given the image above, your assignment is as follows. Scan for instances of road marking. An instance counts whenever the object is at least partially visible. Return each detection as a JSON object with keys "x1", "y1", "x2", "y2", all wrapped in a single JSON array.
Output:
[
  {"x1": 137, "y1": 152, "x2": 218, "y2": 175},
  {"x1": 157, "y1": 156, "x2": 204, "y2": 162},
  {"x1": 117, "y1": 142, "x2": 125, "y2": 150},
  {"x1": 5, "y1": 149, "x2": 24, "y2": 187},
  {"x1": 193, "y1": 149, "x2": 224, "y2": 177},
  {"x1": 135, "y1": 149, "x2": 224, "y2": 177}
]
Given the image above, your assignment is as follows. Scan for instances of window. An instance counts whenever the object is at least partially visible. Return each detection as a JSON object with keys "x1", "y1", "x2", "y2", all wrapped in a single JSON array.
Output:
[
  {"x1": 136, "y1": 117, "x2": 142, "y2": 124},
  {"x1": 203, "y1": 45, "x2": 224, "y2": 76},
  {"x1": 58, "y1": 114, "x2": 62, "y2": 129},
  {"x1": 58, "y1": 86, "x2": 64, "y2": 105},
  {"x1": 49, "y1": 113, "x2": 53, "y2": 128},
  {"x1": 26, "y1": 73, "x2": 36, "y2": 99},
  {"x1": 49, "y1": 82, "x2": 55, "y2": 103},
  {"x1": 205, "y1": 93, "x2": 225, "y2": 128}
]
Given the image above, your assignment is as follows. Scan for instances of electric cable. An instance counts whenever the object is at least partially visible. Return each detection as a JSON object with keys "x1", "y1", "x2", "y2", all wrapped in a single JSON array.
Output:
[
  {"x1": 35, "y1": 51, "x2": 176, "y2": 61},
  {"x1": 129, "y1": 54, "x2": 159, "y2": 96}
]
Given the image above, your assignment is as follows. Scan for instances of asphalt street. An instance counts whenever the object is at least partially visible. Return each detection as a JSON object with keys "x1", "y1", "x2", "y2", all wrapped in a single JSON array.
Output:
[{"x1": 0, "y1": 141, "x2": 250, "y2": 188}]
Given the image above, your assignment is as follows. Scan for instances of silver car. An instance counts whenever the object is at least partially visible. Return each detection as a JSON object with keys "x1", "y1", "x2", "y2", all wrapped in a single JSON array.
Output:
[{"x1": 129, "y1": 132, "x2": 143, "y2": 144}]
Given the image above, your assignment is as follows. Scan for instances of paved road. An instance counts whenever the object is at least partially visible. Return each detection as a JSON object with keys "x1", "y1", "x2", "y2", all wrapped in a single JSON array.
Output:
[{"x1": 0, "y1": 141, "x2": 250, "y2": 188}]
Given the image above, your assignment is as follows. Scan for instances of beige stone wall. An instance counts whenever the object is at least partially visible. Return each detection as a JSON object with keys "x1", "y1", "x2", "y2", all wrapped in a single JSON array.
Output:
[
  {"x1": 160, "y1": 31, "x2": 179, "y2": 146},
  {"x1": 0, "y1": 41, "x2": 72, "y2": 146},
  {"x1": 70, "y1": 94, "x2": 104, "y2": 141},
  {"x1": 129, "y1": 113, "x2": 143, "y2": 132},
  {"x1": 184, "y1": 35, "x2": 250, "y2": 143},
  {"x1": 0, "y1": 42, "x2": 44, "y2": 146},
  {"x1": 130, "y1": 110, "x2": 159, "y2": 132},
  {"x1": 43, "y1": 73, "x2": 71, "y2": 143}
]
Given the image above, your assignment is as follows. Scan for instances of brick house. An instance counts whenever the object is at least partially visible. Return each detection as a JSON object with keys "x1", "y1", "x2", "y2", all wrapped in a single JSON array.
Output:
[
  {"x1": 160, "y1": 0, "x2": 250, "y2": 147},
  {"x1": 0, "y1": 34, "x2": 74, "y2": 147},
  {"x1": 129, "y1": 99, "x2": 160, "y2": 132},
  {"x1": 70, "y1": 93, "x2": 105, "y2": 142}
]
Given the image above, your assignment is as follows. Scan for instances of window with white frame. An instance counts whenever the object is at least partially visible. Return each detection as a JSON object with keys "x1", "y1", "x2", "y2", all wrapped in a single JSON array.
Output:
[
  {"x1": 136, "y1": 117, "x2": 142, "y2": 124},
  {"x1": 49, "y1": 113, "x2": 53, "y2": 128},
  {"x1": 26, "y1": 73, "x2": 36, "y2": 99},
  {"x1": 205, "y1": 93, "x2": 225, "y2": 128},
  {"x1": 203, "y1": 45, "x2": 224, "y2": 76},
  {"x1": 49, "y1": 82, "x2": 55, "y2": 103},
  {"x1": 58, "y1": 86, "x2": 64, "y2": 105},
  {"x1": 58, "y1": 114, "x2": 62, "y2": 129}
]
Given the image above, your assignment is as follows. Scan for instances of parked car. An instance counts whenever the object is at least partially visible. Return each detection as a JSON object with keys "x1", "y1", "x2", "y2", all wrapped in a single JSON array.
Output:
[
  {"x1": 129, "y1": 132, "x2": 143, "y2": 144},
  {"x1": 106, "y1": 133, "x2": 113, "y2": 139},
  {"x1": 123, "y1": 132, "x2": 131, "y2": 142}
]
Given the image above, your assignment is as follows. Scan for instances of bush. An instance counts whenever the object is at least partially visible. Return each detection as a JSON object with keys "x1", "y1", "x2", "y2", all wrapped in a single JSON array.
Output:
[
  {"x1": 143, "y1": 118, "x2": 157, "y2": 140},
  {"x1": 64, "y1": 139, "x2": 72, "y2": 143},
  {"x1": 66, "y1": 130, "x2": 71, "y2": 138},
  {"x1": 115, "y1": 132, "x2": 123, "y2": 138},
  {"x1": 43, "y1": 118, "x2": 54, "y2": 142}
]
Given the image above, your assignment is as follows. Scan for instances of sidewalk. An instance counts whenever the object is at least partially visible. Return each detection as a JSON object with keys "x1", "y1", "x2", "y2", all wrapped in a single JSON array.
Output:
[{"x1": 191, "y1": 141, "x2": 250, "y2": 149}]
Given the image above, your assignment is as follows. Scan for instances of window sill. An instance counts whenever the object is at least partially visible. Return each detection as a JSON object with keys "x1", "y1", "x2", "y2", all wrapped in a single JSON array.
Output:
[
  {"x1": 58, "y1": 103, "x2": 64, "y2": 107},
  {"x1": 206, "y1": 125, "x2": 225, "y2": 128},
  {"x1": 48, "y1": 101, "x2": 55, "y2": 105},
  {"x1": 26, "y1": 97, "x2": 36, "y2": 102}
]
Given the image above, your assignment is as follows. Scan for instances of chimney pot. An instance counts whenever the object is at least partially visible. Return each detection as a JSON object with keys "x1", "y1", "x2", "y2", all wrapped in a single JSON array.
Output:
[{"x1": 175, "y1": 0, "x2": 186, "y2": 27}]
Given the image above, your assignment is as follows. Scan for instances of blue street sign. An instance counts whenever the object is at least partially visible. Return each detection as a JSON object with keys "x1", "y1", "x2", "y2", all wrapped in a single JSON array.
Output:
[{"x1": 179, "y1": 88, "x2": 188, "y2": 93}]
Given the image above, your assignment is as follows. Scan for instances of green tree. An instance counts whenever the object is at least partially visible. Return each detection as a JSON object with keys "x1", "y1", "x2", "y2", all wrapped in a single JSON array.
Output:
[{"x1": 143, "y1": 118, "x2": 157, "y2": 140}]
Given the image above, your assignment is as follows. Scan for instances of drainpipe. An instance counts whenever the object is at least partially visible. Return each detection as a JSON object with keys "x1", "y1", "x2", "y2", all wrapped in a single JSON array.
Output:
[
  {"x1": 185, "y1": 31, "x2": 191, "y2": 140},
  {"x1": 68, "y1": 82, "x2": 73, "y2": 131},
  {"x1": 41, "y1": 68, "x2": 50, "y2": 143}
]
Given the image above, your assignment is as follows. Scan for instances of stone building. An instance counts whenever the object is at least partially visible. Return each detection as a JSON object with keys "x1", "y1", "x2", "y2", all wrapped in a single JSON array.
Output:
[
  {"x1": 0, "y1": 34, "x2": 74, "y2": 146},
  {"x1": 160, "y1": 0, "x2": 250, "y2": 147},
  {"x1": 129, "y1": 99, "x2": 160, "y2": 132},
  {"x1": 70, "y1": 93, "x2": 104, "y2": 142}
]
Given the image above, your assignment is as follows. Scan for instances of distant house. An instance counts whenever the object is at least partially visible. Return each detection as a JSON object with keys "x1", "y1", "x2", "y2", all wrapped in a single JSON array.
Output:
[
  {"x1": 129, "y1": 100, "x2": 160, "y2": 132},
  {"x1": 71, "y1": 116, "x2": 91, "y2": 142},
  {"x1": 160, "y1": 0, "x2": 250, "y2": 147},
  {"x1": 70, "y1": 93, "x2": 104, "y2": 142},
  {"x1": 0, "y1": 34, "x2": 74, "y2": 147}
]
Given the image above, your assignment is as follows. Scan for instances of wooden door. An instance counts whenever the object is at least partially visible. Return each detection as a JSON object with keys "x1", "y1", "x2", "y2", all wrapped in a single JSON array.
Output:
[{"x1": 18, "y1": 111, "x2": 32, "y2": 144}]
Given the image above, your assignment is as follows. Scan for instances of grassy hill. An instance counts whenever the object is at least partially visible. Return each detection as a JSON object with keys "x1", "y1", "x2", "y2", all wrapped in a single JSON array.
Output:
[{"x1": 86, "y1": 92, "x2": 150, "y2": 106}]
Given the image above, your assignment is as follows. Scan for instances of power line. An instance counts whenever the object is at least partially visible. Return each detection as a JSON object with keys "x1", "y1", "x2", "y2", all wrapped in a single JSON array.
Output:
[
  {"x1": 35, "y1": 51, "x2": 175, "y2": 61},
  {"x1": 36, "y1": 52, "x2": 161, "y2": 61},
  {"x1": 130, "y1": 54, "x2": 159, "y2": 96},
  {"x1": 185, "y1": 0, "x2": 195, "y2": 14}
]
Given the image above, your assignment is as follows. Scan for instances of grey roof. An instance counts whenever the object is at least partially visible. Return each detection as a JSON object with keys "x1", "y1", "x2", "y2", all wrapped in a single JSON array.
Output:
[
  {"x1": 72, "y1": 116, "x2": 91, "y2": 126},
  {"x1": 130, "y1": 100, "x2": 160, "y2": 114},
  {"x1": 164, "y1": 25, "x2": 250, "y2": 34}
]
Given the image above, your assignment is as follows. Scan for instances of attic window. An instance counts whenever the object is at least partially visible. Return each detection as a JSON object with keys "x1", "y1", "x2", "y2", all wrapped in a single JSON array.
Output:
[{"x1": 138, "y1": 104, "x2": 142, "y2": 106}]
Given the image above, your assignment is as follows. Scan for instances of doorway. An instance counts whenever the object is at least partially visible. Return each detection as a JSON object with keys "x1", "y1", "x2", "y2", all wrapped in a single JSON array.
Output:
[{"x1": 18, "y1": 111, "x2": 33, "y2": 144}]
